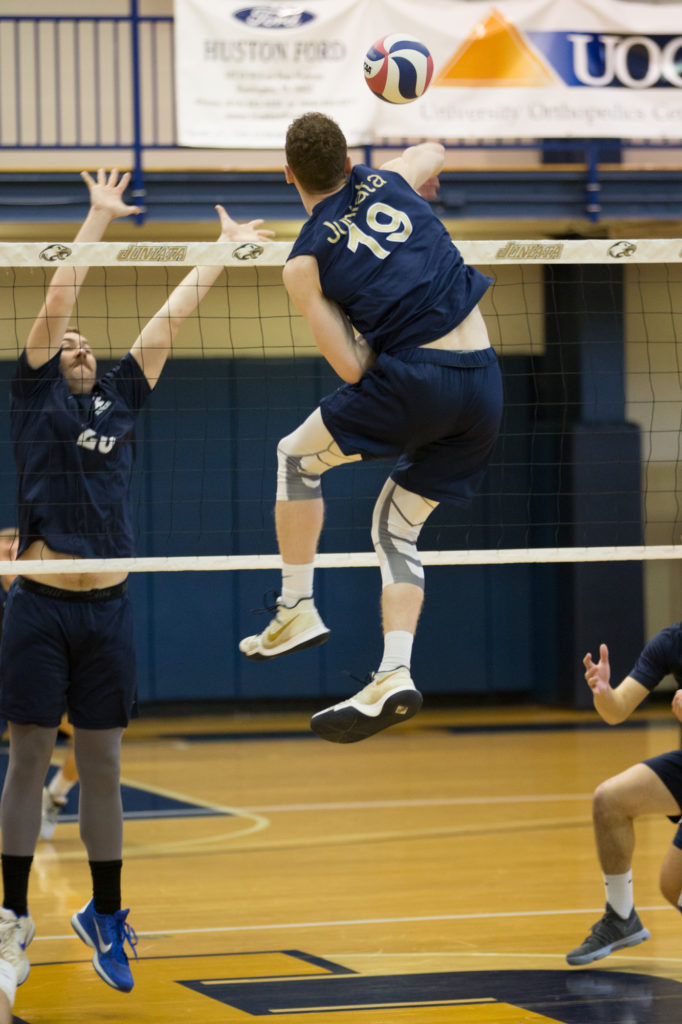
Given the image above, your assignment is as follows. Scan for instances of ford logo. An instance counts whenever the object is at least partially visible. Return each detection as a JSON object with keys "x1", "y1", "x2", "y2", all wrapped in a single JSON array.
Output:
[{"x1": 234, "y1": 7, "x2": 315, "y2": 29}]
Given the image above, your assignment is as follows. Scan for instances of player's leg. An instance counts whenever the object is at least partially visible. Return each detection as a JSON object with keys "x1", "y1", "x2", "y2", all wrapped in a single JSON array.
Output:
[
  {"x1": 660, "y1": 839, "x2": 682, "y2": 903},
  {"x1": 70, "y1": 724, "x2": 137, "y2": 993},
  {"x1": 311, "y1": 352, "x2": 502, "y2": 743},
  {"x1": 311, "y1": 480, "x2": 436, "y2": 743},
  {"x1": 68, "y1": 592, "x2": 138, "y2": 993},
  {"x1": 0, "y1": 725, "x2": 54, "y2": 983},
  {"x1": 566, "y1": 760, "x2": 679, "y2": 965},
  {"x1": 40, "y1": 713, "x2": 77, "y2": 840},
  {"x1": 0, "y1": 582, "x2": 67, "y2": 984},
  {"x1": 239, "y1": 407, "x2": 360, "y2": 661}
]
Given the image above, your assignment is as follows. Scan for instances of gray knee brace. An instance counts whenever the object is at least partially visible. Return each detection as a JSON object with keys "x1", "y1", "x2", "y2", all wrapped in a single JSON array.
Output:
[
  {"x1": 371, "y1": 480, "x2": 437, "y2": 588},
  {"x1": 276, "y1": 443, "x2": 323, "y2": 501}
]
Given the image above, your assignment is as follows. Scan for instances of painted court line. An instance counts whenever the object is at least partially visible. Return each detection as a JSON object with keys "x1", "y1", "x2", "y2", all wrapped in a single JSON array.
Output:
[
  {"x1": 241, "y1": 794, "x2": 594, "y2": 812},
  {"x1": 32, "y1": 903, "x2": 673, "y2": 943}
]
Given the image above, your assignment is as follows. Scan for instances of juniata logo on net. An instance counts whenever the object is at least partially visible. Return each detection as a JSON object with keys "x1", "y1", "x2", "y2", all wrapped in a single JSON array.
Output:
[
  {"x1": 39, "y1": 244, "x2": 72, "y2": 262},
  {"x1": 608, "y1": 241, "x2": 637, "y2": 258}
]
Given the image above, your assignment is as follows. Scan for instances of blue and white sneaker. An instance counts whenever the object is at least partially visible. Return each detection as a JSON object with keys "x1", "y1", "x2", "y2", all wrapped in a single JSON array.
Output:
[
  {"x1": 71, "y1": 898, "x2": 138, "y2": 992},
  {"x1": 0, "y1": 907, "x2": 34, "y2": 986}
]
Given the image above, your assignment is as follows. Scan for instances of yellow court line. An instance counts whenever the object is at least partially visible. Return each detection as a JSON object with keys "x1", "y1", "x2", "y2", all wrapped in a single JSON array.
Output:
[
  {"x1": 37, "y1": 810, "x2": 592, "y2": 863},
  {"x1": 118, "y1": 774, "x2": 261, "y2": 818},
  {"x1": 242, "y1": 794, "x2": 595, "y2": 812},
  {"x1": 32, "y1": 774, "x2": 272, "y2": 861},
  {"x1": 271, "y1": 999, "x2": 497, "y2": 1013}
]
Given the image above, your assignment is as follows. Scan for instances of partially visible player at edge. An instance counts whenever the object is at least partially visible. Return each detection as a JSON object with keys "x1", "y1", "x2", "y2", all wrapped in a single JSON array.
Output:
[
  {"x1": 0, "y1": 168, "x2": 273, "y2": 993},
  {"x1": 566, "y1": 632, "x2": 682, "y2": 966},
  {"x1": 239, "y1": 112, "x2": 502, "y2": 743}
]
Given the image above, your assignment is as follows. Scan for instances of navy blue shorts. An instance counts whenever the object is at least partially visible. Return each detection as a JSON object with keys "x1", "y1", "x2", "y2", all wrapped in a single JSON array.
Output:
[
  {"x1": 643, "y1": 750, "x2": 682, "y2": 848},
  {"x1": 0, "y1": 577, "x2": 138, "y2": 729},
  {"x1": 319, "y1": 347, "x2": 503, "y2": 505}
]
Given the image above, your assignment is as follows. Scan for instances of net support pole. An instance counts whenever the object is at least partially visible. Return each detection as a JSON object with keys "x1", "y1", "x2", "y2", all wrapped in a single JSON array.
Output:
[{"x1": 130, "y1": 0, "x2": 146, "y2": 227}]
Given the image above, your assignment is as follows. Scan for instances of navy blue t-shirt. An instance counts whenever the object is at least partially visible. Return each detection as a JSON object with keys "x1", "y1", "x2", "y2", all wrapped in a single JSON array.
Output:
[
  {"x1": 11, "y1": 349, "x2": 151, "y2": 558},
  {"x1": 629, "y1": 622, "x2": 682, "y2": 690},
  {"x1": 288, "y1": 165, "x2": 491, "y2": 356}
]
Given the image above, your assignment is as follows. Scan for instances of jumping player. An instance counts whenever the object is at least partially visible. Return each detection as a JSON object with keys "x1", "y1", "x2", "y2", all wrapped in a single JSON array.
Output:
[{"x1": 239, "y1": 112, "x2": 502, "y2": 743}]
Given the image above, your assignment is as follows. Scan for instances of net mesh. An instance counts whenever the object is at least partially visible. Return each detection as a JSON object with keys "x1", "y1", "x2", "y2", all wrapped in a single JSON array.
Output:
[{"x1": 1, "y1": 238, "x2": 681, "y2": 574}]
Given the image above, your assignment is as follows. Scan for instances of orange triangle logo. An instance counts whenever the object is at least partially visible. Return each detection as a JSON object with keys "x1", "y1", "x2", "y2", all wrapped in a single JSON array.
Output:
[{"x1": 435, "y1": 7, "x2": 556, "y2": 87}]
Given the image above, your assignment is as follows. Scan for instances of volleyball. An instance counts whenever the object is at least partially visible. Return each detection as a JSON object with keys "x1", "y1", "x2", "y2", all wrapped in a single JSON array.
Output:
[{"x1": 363, "y1": 34, "x2": 434, "y2": 104}]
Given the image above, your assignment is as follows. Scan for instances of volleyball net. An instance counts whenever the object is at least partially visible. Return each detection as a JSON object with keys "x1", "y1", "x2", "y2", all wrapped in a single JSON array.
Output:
[{"x1": 1, "y1": 237, "x2": 681, "y2": 575}]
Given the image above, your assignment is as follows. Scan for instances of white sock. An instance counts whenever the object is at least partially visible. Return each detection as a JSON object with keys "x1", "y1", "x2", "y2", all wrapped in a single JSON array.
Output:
[
  {"x1": 604, "y1": 870, "x2": 634, "y2": 919},
  {"x1": 0, "y1": 958, "x2": 16, "y2": 1008},
  {"x1": 378, "y1": 631, "x2": 414, "y2": 673},
  {"x1": 48, "y1": 768, "x2": 76, "y2": 800},
  {"x1": 280, "y1": 561, "x2": 315, "y2": 607}
]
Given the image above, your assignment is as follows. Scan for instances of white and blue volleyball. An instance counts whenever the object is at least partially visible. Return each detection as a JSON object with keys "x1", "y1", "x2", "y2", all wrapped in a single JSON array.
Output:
[{"x1": 363, "y1": 34, "x2": 434, "y2": 104}]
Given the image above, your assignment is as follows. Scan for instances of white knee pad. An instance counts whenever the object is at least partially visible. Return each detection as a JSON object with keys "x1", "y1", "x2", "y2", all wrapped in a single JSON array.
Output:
[{"x1": 371, "y1": 480, "x2": 438, "y2": 588}]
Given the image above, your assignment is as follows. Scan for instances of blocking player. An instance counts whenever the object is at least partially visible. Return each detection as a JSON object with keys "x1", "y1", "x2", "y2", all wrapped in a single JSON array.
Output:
[{"x1": 0, "y1": 168, "x2": 273, "y2": 991}]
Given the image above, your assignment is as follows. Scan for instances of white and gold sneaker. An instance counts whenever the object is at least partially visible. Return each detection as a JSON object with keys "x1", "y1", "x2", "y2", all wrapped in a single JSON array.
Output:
[
  {"x1": 0, "y1": 907, "x2": 35, "y2": 986},
  {"x1": 239, "y1": 596, "x2": 330, "y2": 661},
  {"x1": 311, "y1": 666, "x2": 422, "y2": 743}
]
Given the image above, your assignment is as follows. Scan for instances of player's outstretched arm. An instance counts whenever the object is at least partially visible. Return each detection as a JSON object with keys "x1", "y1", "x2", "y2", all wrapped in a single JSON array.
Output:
[
  {"x1": 25, "y1": 169, "x2": 140, "y2": 369},
  {"x1": 130, "y1": 206, "x2": 274, "y2": 388},
  {"x1": 584, "y1": 642, "x2": 649, "y2": 724},
  {"x1": 283, "y1": 255, "x2": 376, "y2": 383},
  {"x1": 379, "y1": 141, "x2": 444, "y2": 193}
]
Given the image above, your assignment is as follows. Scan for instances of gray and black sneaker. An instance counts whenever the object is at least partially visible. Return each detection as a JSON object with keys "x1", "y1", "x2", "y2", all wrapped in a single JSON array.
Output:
[{"x1": 566, "y1": 903, "x2": 650, "y2": 966}]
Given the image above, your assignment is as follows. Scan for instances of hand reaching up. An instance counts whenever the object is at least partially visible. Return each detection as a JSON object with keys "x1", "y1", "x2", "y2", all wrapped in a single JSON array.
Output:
[
  {"x1": 215, "y1": 205, "x2": 275, "y2": 243},
  {"x1": 583, "y1": 643, "x2": 611, "y2": 697},
  {"x1": 80, "y1": 169, "x2": 141, "y2": 220}
]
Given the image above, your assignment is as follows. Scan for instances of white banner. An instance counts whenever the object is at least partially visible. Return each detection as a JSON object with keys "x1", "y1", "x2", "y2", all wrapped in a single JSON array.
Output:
[{"x1": 174, "y1": 0, "x2": 682, "y2": 145}]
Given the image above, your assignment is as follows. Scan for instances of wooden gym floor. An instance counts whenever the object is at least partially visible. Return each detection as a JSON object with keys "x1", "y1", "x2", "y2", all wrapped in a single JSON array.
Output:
[{"x1": 7, "y1": 699, "x2": 682, "y2": 1024}]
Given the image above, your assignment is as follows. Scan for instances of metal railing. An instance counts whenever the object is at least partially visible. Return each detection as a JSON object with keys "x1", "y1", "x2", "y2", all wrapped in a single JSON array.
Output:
[{"x1": 1, "y1": 6, "x2": 680, "y2": 224}]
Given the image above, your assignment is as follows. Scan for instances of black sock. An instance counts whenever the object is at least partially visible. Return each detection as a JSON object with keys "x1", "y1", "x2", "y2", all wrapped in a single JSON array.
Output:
[
  {"x1": 2, "y1": 854, "x2": 33, "y2": 918},
  {"x1": 89, "y1": 859, "x2": 122, "y2": 916}
]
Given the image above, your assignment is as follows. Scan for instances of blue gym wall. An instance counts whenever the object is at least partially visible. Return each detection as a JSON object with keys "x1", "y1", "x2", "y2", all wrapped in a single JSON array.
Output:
[{"x1": 0, "y1": 274, "x2": 645, "y2": 707}]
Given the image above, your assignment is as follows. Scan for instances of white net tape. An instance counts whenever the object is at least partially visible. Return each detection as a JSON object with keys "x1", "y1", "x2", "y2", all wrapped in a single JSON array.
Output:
[{"x1": 1, "y1": 238, "x2": 680, "y2": 267}]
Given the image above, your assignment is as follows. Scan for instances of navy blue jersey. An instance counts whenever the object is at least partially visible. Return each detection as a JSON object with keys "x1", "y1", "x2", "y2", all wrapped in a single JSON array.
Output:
[
  {"x1": 288, "y1": 165, "x2": 491, "y2": 357},
  {"x1": 11, "y1": 350, "x2": 151, "y2": 558},
  {"x1": 629, "y1": 621, "x2": 682, "y2": 690}
]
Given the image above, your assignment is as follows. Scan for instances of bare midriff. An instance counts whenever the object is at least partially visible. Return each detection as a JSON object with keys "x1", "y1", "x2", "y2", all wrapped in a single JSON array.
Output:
[
  {"x1": 419, "y1": 305, "x2": 490, "y2": 352},
  {"x1": 18, "y1": 539, "x2": 127, "y2": 590}
]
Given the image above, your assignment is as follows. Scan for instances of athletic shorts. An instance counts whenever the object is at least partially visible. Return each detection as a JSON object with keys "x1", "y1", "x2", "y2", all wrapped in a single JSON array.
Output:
[
  {"x1": 643, "y1": 749, "x2": 682, "y2": 848},
  {"x1": 0, "y1": 576, "x2": 138, "y2": 729},
  {"x1": 319, "y1": 346, "x2": 503, "y2": 506}
]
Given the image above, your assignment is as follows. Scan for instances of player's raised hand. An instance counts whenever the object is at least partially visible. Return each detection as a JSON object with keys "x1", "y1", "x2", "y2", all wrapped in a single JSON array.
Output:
[
  {"x1": 80, "y1": 169, "x2": 141, "y2": 220},
  {"x1": 583, "y1": 643, "x2": 611, "y2": 696},
  {"x1": 215, "y1": 205, "x2": 275, "y2": 243},
  {"x1": 417, "y1": 175, "x2": 440, "y2": 201}
]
